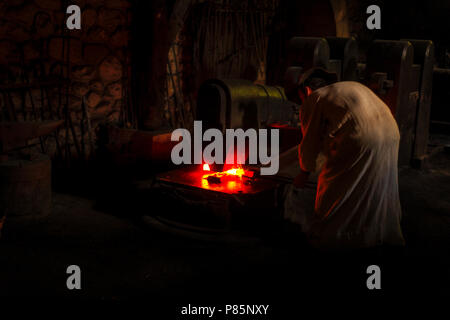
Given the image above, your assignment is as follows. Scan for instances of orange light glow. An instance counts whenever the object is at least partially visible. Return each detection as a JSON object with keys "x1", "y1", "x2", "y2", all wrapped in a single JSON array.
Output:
[
  {"x1": 198, "y1": 164, "x2": 254, "y2": 193},
  {"x1": 224, "y1": 167, "x2": 245, "y2": 177},
  {"x1": 201, "y1": 165, "x2": 249, "y2": 185}
]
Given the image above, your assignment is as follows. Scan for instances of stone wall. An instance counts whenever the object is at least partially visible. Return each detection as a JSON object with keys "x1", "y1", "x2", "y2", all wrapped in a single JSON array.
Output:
[{"x1": 0, "y1": 0, "x2": 132, "y2": 160}]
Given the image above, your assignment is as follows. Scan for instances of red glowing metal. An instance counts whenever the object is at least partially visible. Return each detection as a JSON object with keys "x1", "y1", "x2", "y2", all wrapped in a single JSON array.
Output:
[{"x1": 201, "y1": 164, "x2": 251, "y2": 188}]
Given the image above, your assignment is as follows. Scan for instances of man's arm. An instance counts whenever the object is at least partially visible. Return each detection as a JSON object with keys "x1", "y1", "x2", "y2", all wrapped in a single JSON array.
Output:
[{"x1": 298, "y1": 92, "x2": 323, "y2": 173}]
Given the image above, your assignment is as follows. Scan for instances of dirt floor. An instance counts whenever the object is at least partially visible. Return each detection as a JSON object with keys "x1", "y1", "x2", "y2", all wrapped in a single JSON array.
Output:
[{"x1": 0, "y1": 140, "x2": 449, "y2": 308}]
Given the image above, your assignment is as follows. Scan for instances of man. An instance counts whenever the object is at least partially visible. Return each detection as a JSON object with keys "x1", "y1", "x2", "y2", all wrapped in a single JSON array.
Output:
[{"x1": 283, "y1": 67, "x2": 405, "y2": 249}]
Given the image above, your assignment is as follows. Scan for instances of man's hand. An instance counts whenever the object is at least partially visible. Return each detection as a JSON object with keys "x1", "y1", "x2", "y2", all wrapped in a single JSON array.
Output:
[{"x1": 293, "y1": 170, "x2": 310, "y2": 189}]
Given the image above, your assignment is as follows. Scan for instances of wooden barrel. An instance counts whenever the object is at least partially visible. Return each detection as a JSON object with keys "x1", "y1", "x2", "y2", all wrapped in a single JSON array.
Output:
[{"x1": 0, "y1": 154, "x2": 51, "y2": 225}]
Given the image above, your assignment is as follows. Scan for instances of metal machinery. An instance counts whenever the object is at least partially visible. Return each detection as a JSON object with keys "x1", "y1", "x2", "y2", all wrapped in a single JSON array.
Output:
[
  {"x1": 196, "y1": 79, "x2": 297, "y2": 132},
  {"x1": 326, "y1": 37, "x2": 359, "y2": 81},
  {"x1": 288, "y1": 37, "x2": 330, "y2": 70},
  {"x1": 404, "y1": 40, "x2": 434, "y2": 166},
  {"x1": 196, "y1": 78, "x2": 301, "y2": 160},
  {"x1": 365, "y1": 39, "x2": 434, "y2": 166},
  {"x1": 288, "y1": 36, "x2": 358, "y2": 82}
]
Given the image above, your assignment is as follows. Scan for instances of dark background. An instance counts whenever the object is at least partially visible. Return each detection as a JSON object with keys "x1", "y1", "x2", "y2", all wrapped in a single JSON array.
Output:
[{"x1": 0, "y1": 0, "x2": 448, "y2": 311}]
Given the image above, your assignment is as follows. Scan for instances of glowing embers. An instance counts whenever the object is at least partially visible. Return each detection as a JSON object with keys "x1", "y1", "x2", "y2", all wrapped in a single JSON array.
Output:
[
  {"x1": 201, "y1": 164, "x2": 252, "y2": 186},
  {"x1": 223, "y1": 167, "x2": 246, "y2": 178}
]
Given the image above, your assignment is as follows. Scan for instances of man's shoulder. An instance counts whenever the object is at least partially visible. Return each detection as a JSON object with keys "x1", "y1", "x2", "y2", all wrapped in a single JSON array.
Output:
[
  {"x1": 315, "y1": 81, "x2": 372, "y2": 101},
  {"x1": 320, "y1": 81, "x2": 367, "y2": 92}
]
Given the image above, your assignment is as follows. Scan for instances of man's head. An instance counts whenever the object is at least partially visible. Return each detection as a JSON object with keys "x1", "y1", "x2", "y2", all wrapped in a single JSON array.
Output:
[{"x1": 284, "y1": 67, "x2": 337, "y2": 105}]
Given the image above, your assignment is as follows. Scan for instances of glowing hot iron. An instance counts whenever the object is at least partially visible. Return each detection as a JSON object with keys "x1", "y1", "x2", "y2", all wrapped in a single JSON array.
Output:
[{"x1": 201, "y1": 163, "x2": 251, "y2": 186}]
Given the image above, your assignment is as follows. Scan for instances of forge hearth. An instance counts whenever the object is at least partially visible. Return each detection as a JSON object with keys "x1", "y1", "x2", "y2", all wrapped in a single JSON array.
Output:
[{"x1": 153, "y1": 166, "x2": 283, "y2": 235}]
